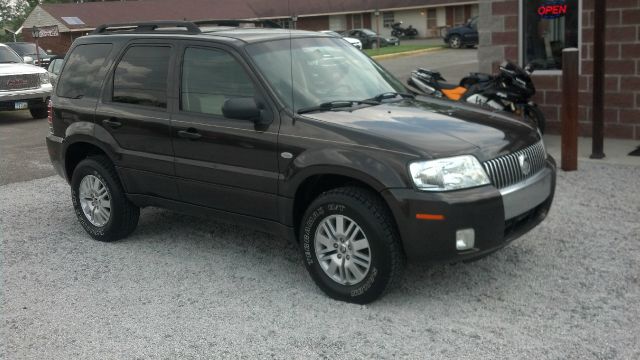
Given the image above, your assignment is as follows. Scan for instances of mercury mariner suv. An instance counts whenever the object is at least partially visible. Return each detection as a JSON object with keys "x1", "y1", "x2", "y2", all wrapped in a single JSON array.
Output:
[
  {"x1": 0, "y1": 43, "x2": 52, "y2": 118},
  {"x1": 46, "y1": 21, "x2": 556, "y2": 304}
]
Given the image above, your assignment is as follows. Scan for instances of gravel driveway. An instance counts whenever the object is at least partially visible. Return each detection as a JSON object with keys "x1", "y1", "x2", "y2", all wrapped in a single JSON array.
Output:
[{"x1": 2, "y1": 162, "x2": 639, "y2": 359}]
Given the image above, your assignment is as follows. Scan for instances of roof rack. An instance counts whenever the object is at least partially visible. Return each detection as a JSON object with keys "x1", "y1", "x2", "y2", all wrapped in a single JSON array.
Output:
[
  {"x1": 91, "y1": 19, "x2": 282, "y2": 35},
  {"x1": 92, "y1": 21, "x2": 202, "y2": 35},
  {"x1": 193, "y1": 19, "x2": 282, "y2": 29}
]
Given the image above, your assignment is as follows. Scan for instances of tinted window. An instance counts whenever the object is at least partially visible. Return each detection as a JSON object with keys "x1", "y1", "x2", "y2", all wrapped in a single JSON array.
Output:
[
  {"x1": 181, "y1": 47, "x2": 255, "y2": 116},
  {"x1": 57, "y1": 44, "x2": 113, "y2": 99},
  {"x1": 113, "y1": 46, "x2": 170, "y2": 108}
]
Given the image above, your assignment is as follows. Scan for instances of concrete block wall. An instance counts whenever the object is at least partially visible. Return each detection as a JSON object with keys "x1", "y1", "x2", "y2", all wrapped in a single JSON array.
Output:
[{"x1": 479, "y1": 0, "x2": 640, "y2": 139}]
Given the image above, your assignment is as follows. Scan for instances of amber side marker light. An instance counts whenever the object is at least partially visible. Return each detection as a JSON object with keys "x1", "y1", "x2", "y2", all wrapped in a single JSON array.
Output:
[{"x1": 415, "y1": 213, "x2": 445, "y2": 221}]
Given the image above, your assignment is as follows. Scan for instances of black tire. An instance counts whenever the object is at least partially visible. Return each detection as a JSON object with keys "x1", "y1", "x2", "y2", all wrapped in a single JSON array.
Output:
[
  {"x1": 370, "y1": 41, "x2": 378, "y2": 50},
  {"x1": 29, "y1": 106, "x2": 47, "y2": 119},
  {"x1": 299, "y1": 186, "x2": 405, "y2": 304},
  {"x1": 525, "y1": 105, "x2": 546, "y2": 134},
  {"x1": 391, "y1": 30, "x2": 400, "y2": 37},
  {"x1": 449, "y1": 34, "x2": 462, "y2": 49},
  {"x1": 71, "y1": 155, "x2": 139, "y2": 242}
]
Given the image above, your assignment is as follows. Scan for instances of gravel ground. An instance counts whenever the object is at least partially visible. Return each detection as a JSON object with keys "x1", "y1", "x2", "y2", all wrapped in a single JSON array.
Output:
[{"x1": 2, "y1": 162, "x2": 639, "y2": 359}]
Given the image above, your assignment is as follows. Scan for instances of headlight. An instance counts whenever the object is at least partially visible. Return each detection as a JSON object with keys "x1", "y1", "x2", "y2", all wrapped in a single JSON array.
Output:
[
  {"x1": 409, "y1": 155, "x2": 490, "y2": 191},
  {"x1": 39, "y1": 72, "x2": 50, "y2": 85}
]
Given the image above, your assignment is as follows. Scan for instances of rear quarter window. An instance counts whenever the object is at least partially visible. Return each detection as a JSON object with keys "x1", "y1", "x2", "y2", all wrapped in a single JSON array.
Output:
[{"x1": 57, "y1": 43, "x2": 113, "y2": 99}]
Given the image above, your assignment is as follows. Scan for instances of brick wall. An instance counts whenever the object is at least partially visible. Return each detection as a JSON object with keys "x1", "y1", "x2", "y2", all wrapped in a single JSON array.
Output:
[
  {"x1": 479, "y1": 0, "x2": 640, "y2": 139},
  {"x1": 296, "y1": 16, "x2": 330, "y2": 31}
]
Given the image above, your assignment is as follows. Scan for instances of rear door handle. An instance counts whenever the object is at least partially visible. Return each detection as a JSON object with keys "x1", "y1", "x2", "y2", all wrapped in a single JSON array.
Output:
[
  {"x1": 177, "y1": 129, "x2": 202, "y2": 140},
  {"x1": 102, "y1": 118, "x2": 122, "y2": 129}
]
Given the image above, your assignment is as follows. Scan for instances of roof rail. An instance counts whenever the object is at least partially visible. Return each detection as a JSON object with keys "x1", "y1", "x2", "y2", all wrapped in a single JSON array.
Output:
[
  {"x1": 91, "y1": 21, "x2": 202, "y2": 35},
  {"x1": 193, "y1": 19, "x2": 282, "y2": 29}
]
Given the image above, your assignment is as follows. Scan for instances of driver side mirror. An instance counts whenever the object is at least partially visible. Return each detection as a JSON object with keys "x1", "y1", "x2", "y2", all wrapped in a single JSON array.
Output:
[
  {"x1": 23, "y1": 56, "x2": 33, "y2": 64},
  {"x1": 222, "y1": 97, "x2": 273, "y2": 126}
]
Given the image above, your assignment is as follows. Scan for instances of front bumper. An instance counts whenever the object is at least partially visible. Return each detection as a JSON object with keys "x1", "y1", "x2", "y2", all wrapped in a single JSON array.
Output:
[
  {"x1": 382, "y1": 156, "x2": 556, "y2": 262},
  {"x1": 0, "y1": 84, "x2": 52, "y2": 109}
]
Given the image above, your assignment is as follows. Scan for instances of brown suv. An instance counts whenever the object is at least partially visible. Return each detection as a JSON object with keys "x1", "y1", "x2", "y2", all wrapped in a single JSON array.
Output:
[{"x1": 47, "y1": 21, "x2": 556, "y2": 303}]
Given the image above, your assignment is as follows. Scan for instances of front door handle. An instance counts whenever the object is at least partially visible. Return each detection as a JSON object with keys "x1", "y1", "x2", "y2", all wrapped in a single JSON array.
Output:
[
  {"x1": 102, "y1": 118, "x2": 122, "y2": 129},
  {"x1": 177, "y1": 129, "x2": 202, "y2": 140}
]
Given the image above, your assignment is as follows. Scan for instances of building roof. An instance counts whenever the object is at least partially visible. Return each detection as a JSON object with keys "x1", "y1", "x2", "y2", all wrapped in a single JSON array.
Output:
[{"x1": 23, "y1": 0, "x2": 477, "y2": 32}]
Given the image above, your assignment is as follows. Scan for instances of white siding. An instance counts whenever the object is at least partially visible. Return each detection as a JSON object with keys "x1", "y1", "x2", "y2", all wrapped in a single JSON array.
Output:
[
  {"x1": 373, "y1": 9, "x2": 427, "y2": 37},
  {"x1": 437, "y1": 7, "x2": 446, "y2": 27}
]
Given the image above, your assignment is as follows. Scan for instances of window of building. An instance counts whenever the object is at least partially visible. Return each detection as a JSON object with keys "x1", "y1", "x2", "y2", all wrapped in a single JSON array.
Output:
[
  {"x1": 382, "y1": 12, "x2": 394, "y2": 28},
  {"x1": 352, "y1": 14, "x2": 363, "y2": 29},
  {"x1": 453, "y1": 6, "x2": 465, "y2": 25},
  {"x1": 57, "y1": 44, "x2": 113, "y2": 99},
  {"x1": 427, "y1": 9, "x2": 437, "y2": 29},
  {"x1": 113, "y1": 46, "x2": 170, "y2": 108},
  {"x1": 180, "y1": 47, "x2": 255, "y2": 116},
  {"x1": 522, "y1": 0, "x2": 579, "y2": 70}
]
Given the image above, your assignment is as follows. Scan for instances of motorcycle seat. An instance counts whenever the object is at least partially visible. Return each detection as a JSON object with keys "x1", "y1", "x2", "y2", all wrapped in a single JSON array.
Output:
[{"x1": 437, "y1": 82, "x2": 463, "y2": 90}]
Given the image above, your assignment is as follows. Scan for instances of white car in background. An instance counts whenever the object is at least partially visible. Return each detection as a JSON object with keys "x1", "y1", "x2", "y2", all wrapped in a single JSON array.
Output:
[
  {"x1": 319, "y1": 30, "x2": 363, "y2": 50},
  {"x1": 0, "y1": 43, "x2": 52, "y2": 119}
]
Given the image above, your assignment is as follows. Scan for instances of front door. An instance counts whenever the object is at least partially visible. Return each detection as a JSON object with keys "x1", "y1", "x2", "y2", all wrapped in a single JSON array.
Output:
[{"x1": 171, "y1": 43, "x2": 280, "y2": 220}]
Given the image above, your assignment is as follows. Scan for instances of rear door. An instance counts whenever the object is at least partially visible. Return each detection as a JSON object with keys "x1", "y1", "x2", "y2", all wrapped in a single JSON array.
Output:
[
  {"x1": 95, "y1": 40, "x2": 179, "y2": 199},
  {"x1": 170, "y1": 42, "x2": 280, "y2": 220}
]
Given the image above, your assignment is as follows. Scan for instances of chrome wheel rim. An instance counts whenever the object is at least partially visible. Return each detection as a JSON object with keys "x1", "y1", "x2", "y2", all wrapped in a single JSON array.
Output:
[
  {"x1": 314, "y1": 214, "x2": 371, "y2": 285},
  {"x1": 79, "y1": 175, "x2": 111, "y2": 227},
  {"x1": 451, "y1": 37, "x2": 461, "y2": 48}
]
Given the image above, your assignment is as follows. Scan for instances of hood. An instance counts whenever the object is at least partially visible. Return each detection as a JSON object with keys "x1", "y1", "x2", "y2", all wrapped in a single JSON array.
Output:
[
  {"x1": 301, "y1": 97, "x2": 540, "y2": 162},
  {"x1": 0, "y1": 63, "x2": 46, "y2": 75}
]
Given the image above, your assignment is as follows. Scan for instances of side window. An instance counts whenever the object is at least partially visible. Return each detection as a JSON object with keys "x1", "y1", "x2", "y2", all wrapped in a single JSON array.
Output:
[
  {"x1": 56, "y1": 44, "x2": 113, "y2": 99},
  {"x1": 113, "y1": 46, "x2": 170, "y2": 108},
  {"x1": 180, "y1": 47, "x2": 255, "y2": 116}
]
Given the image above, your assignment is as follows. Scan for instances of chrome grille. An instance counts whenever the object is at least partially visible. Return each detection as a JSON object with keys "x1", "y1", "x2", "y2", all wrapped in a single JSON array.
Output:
[
  {"x1": 0, "y1": 74, "x2": 40, "y2": 91},
  {"x1": 483, "y1": 141, "x2": 547, "y2": 189}
]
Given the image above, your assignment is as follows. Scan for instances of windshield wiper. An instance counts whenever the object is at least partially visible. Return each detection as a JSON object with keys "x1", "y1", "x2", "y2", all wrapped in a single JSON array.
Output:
[
  {"x1": 297, "y1": 100, "x2": 379, "y2": 114},
  {"x1": 367, "y1": 92, "x2": 415, "y2": 103}
]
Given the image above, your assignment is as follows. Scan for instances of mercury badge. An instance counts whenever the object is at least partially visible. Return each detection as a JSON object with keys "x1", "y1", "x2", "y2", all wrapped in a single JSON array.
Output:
[{"x1": 518, "y1": 154, "x2": 531, "y2": 176}]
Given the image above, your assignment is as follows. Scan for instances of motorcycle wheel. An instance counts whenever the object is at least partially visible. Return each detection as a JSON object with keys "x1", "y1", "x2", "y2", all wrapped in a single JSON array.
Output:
[
  {"x1": 524, "y1": 105, "x2": 546, "y2": 134},
  {"x1": 391, "y1": 30, "x2": 400, "y2": 37}
]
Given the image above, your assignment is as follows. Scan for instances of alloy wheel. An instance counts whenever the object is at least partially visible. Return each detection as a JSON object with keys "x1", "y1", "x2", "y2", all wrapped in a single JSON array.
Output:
[
  {"x1": 79, "y1": 174, "x2": 111, "y2": 227},
  {"x1": 314, "y1": 214, "x2": 372, "y2": 285}
]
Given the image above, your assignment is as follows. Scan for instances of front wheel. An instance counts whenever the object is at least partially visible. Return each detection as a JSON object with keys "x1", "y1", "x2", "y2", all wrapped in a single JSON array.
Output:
[
  {"x1": 299, "y1": 187, "x2": 405, "y2": 304},
  {"x1": 524, "y1": 105, "x2": 546, "y2": 134},
  {"x1": 449, "y1": 35, "x2": 462, "y2": 49},
  {"x1": 29, "y1": 106, "x2": 47, "y2": 119}
]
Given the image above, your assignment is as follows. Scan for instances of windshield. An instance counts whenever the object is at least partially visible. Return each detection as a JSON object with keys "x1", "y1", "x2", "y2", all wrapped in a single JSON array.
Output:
[
  {"x1": 0, "y1": 47, "x2": 24, "y2": 63},
  {"x1": 246, "y1": 37, "x2": 405, "y2": 112},
  {"x1": 7, "y1": 43, "x2": 47, "y2": 57}
]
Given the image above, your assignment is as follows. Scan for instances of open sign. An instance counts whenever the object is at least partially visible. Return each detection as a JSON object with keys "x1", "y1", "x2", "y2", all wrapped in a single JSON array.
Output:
[{"x1": 537, "y1": 1, "x2": 567, "y2": 19}]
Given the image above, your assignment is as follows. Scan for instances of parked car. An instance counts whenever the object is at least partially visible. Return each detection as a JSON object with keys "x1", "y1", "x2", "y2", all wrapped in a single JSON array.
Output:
[
  {"x1": 345, "y1": 28, "x2": 399, "y2": 49},
  {"x1": 0, "y1": 43, "x2": 52, "y2": 118},
  {"x1": 319, "y1": 30, "x2": 362, "y2": 49},
  {"x1": 47, "y1": 56, "x2": 65, "y2": 87},
  {"x1": 5, "y1": 42, "x2": 57, "y2": 68},
  {"x1": 443, "y1": 16, "x2": 478, "y2": 49},
  {"x1": 46, "y1": 21, "x2": 556, "y2": 304}
]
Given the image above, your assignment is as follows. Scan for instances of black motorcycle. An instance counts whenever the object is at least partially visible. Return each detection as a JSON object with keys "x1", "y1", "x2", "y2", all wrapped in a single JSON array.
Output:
[
  {"x1": 407, "y1": 61, "x2": 546, "y2": 133},
  {"x1": 391, "y1": 22, "x2": 418, "y2": 38}
]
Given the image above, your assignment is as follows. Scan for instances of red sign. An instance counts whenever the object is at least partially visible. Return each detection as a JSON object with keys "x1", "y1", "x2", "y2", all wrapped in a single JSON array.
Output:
[{"x1": 537, "y1": 2, "x2": 567, "y2": 19}]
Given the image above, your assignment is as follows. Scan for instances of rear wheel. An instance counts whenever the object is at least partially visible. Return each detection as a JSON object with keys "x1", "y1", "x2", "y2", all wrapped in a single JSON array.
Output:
[
  {"x1": 525, "y1": 105, "x2": 546, "y2": 134},
  {"x1": 449, "y1": 35, "x2": 462, "y2": 49},
  {"x1": 299, "y1": 186, "x2": 404, "y2": 304},
  {"x1": 71, "y1": 155, "x2": 139, "y2": 242}
]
